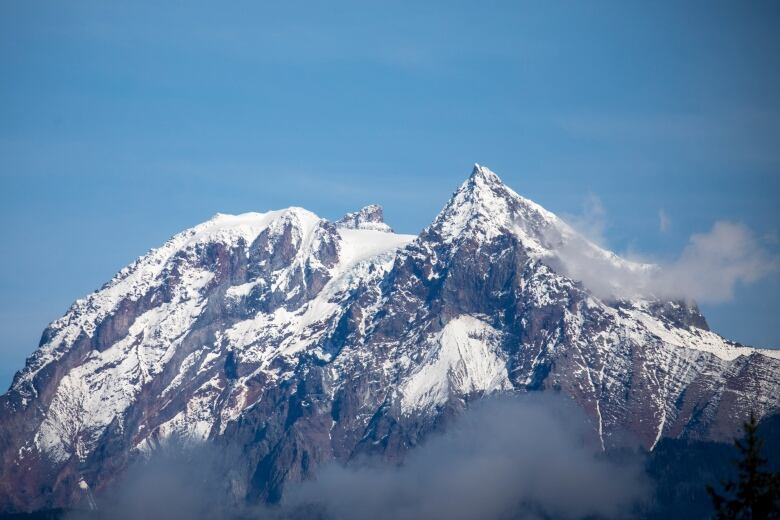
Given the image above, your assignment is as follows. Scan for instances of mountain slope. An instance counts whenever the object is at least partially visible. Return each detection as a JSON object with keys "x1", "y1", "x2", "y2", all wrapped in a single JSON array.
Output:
[{"x1": 1, "y1": 165, "x2": 778, "y2": 512}]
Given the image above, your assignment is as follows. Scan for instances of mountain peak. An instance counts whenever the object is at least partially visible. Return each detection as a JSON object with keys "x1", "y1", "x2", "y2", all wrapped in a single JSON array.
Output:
[
  {"x1": 429, "y1": 163, "x2": 556, "y2": 247},
  {"x1": 461, "y1": 164, "x2": 523, "y2": 208},
  {"x1": 336, "y1": 204, "x2": 393, "y2": 232},
  {"x1": 470, "y1": 163, "x2": 502, "y2": 184}
]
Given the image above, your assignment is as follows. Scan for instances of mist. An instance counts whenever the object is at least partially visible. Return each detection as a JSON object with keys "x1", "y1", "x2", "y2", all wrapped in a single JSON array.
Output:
[
  {"x1": 65, "y1": 444, "x2": 239, "y2": 520},
  {"x1": 286, "y1": 394, "x2": 649, "y2": 520},
  {"x1": 67, "y1": 394, "x2": 650, "y2": 520}
]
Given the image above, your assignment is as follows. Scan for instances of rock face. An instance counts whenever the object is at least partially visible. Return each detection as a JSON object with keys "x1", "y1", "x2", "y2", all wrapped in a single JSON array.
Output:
[
  {"x1": 335, "y1": 204, "x2": 393, "y2": 232},
  {"x1": 1, "y1": 165, "x2": 779, "y2": 513}
]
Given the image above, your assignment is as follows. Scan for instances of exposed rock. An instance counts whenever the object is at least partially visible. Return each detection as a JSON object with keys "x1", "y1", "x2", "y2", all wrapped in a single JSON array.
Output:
[{"x1": 335, "y1": 205, "x2": 393, "y2": 232}]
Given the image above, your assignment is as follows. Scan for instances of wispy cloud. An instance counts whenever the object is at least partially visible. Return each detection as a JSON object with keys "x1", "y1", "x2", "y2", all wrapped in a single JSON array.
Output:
[
  {"x1": 562, "y1": 192, "x2": 608, "y2": 246},
  {"x1": 652, "y1": 221, "x2": 779, "y2": 303},
  {"x1": 554, "y1": 206, "x2": 779, "y2": 304},
  {"x1": 658, "y1": 209, "x2": 671, "y2": 233}
]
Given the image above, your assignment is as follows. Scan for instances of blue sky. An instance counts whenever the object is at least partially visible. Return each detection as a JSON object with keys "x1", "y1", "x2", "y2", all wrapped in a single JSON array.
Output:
[{"x1": 1, "y1": 1, "x2": 779, "y2": 389}]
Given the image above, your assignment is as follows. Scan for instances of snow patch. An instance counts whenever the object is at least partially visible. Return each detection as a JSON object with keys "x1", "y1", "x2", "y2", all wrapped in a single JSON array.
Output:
[
  {"x1": 401, "y1": 315, "x2": 512, "y2": 414},
  {"x1": 625, "y1": 307, "x2": 780, "y2": 362}
]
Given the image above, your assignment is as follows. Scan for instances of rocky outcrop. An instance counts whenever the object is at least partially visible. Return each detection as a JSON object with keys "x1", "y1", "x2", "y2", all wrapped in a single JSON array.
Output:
[{"x1": 335, "y1": 204, "x2": 393, "y2": 232}]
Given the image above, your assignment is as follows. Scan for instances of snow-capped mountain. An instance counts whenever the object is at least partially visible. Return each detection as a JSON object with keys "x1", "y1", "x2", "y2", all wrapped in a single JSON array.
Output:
[{"x1": 1, "y1": 165, "x2": 779, "y2": 512}]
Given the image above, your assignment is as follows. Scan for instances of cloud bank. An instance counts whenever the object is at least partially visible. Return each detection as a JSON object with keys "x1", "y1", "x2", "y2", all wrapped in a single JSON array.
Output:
[
  {"x1": 67, "y1": 445, "x2": 237, "y2": 520},
  {"x1": 70, "y1": 395, "x2": 649, "y2": 520},
  {"x1": 286, "y1": 394, "x2": 649, "y2": 520}
]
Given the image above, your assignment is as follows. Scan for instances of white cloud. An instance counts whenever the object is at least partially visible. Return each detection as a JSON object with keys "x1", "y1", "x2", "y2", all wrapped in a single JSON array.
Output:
[
  {"x1": 652, "y1": 221, "x2": 779, "y2": 303},
  {"x1": 658, "y1": 209, "x2": 671, "y2": 233},
  {"x1": 562, "y1": 192, "x2": 608, "y2": 246},
  {"x1": 551, "y1": 216, "x2": 779, "y2": 304}
]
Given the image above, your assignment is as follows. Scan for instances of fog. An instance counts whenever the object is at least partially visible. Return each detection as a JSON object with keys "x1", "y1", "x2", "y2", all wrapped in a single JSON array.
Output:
[
  {"x1": 70, "y1": 394, "x2": 649, "y2": 520},
  {"x1": 286, "y1": 394, "x2": 648, "y2": 520},
  {"x1": 66, "y1": 444, "x2": 237, "y2": 520}
]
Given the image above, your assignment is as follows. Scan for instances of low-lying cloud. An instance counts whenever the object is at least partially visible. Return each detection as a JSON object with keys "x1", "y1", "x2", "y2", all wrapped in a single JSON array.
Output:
[
  {"x1": 286, "y1": 394, "x2": 649, "y2": 520},
  {"x1": 69, "y1": 394, "x2": 649, "y2": 520},
  {"x1": 66, "y1": 444, "x2": 237, "y2": 520}
]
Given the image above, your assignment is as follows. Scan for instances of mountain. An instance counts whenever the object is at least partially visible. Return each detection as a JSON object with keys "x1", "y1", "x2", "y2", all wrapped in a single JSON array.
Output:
[{"x1": 1, "y1": 165, "x2": 779, "y2": 513}]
